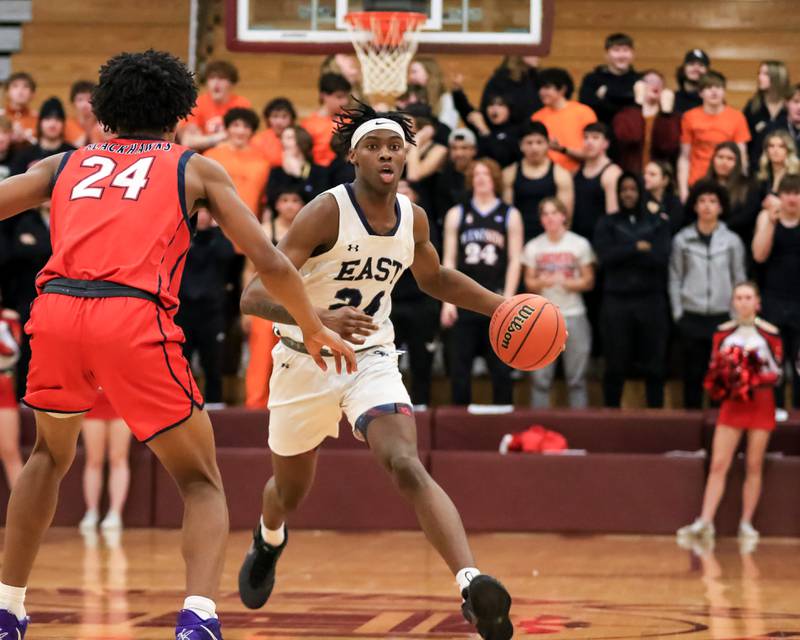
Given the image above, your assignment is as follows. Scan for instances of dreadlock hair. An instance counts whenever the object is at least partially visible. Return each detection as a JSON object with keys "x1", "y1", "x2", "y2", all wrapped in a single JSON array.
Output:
[
  {"x1": 332, "y1": 98, "x2": 415, "y2": 155},
  {"x1": 92, "y1": 49, "x2": 197, "y2": 134}
]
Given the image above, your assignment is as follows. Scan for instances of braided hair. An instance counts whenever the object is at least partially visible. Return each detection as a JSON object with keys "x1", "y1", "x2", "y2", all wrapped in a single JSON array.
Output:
[{"x1": 332, "y1": 98, "x2": 415, "y2": 155}]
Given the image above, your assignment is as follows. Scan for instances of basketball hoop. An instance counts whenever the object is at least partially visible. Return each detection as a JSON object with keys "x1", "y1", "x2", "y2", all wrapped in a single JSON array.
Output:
[{"x1": 344, "y1": 11, "x2": 427, "y2": 99}]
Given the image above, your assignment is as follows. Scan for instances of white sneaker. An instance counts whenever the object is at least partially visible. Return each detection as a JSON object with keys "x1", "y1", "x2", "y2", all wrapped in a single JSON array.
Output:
[
  {"x1": 775, "y1": 408, "x2": 789, "y2": 422},
  {"x1": 100, "y1": 511, "x2": 123, "y2": 531},
  {"x1": 738, "y1": 521, "x2": 760, "y2": 540},
  {"x1": 79, "y1": 510, "x2": 99, "y2": 532},
  {"x1": 676, "y1": 518, "x2": 715, "y2": 539}
]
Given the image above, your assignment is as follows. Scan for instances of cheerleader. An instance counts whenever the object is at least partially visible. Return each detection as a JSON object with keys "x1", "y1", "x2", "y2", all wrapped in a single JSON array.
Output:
[
  {"x1": 678, "y1": 281, "x2": 783, "y2": 542},
  {"x1": 79, "y1": 389, "x2": 131, "y2": 532},
  {"x1": 0, "y1": 309, "x2": 23, "y2": 488}
]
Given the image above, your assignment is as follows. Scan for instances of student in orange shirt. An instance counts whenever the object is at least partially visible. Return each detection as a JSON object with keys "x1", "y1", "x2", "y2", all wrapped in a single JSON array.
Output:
[
  {"x1": 64, "y1": 80, "x2": 105, "y2": 147},
  {"x1": 2, "y1": 73, "x2": 37, "y2": 147},
  {"x1": 532, "y1": 68, "x2": 598, "y2": 172},
  {"x1": 251, "y1": 97, "x2": 296, "y2": 168},
  {"x1": 181, "y1": 60, "x2": 252, "y2": 151},
  {"x1": 300, "y1": 73, "x2": 350, "y2": 167},
  {"x1": 678, "y1": 71, "x2": 751, "y2": 201},
  {"x1": 203, "y1": 108, "x2": 270, "y2": 219}
]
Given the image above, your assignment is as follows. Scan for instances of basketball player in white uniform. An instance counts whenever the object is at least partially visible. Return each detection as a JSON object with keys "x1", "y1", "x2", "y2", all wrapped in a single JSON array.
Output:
[{"x1": 238, "y1": 102, "x2": 514, "y2": 640}]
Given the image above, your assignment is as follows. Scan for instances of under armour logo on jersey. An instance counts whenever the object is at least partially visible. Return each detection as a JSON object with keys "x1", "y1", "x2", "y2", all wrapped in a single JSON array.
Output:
[
  {"x1": 494, "y1": 216, "x2": 503, "y2": 223},
  {"x1": 347, "y1": 243, "x2": 359, "y2": 252},
  {"x1": 280, "y1": 363, "x2": 290, "y2": 369}
]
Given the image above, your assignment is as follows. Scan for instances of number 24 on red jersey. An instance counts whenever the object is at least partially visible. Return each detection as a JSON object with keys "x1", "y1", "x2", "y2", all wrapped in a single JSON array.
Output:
[{"x1": 70, "y1": 155, "x2": 155, "y2": 201}]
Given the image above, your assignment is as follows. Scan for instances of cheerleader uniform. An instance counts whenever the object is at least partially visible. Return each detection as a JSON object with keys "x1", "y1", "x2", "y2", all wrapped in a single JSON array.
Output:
[
  {"x1": 0, "y1": 310, "x2": 21, "y2": 409},
  {"x1": 712, "y1": 318, "x2": 783, "y2": 431},
  {"x1": 85, "y1": 389, "x2": 119, "y2": 421}
]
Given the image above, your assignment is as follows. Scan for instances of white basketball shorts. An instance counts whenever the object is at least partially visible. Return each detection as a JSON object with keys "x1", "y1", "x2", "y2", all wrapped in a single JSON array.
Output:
[{"x1": 267, "y1": 341, "x2": 412, "y2": 456}]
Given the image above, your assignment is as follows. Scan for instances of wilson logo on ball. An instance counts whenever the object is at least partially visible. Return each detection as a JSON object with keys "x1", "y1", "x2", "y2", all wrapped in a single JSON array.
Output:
[{"x1": 501, "y1": 304, "x2": 535, "y2": 350}]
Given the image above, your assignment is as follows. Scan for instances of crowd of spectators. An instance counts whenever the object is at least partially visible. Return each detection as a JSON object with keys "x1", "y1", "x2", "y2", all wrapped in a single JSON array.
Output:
[{"x1": 1, "y1": 36, "x2": 799, "y2": 413}]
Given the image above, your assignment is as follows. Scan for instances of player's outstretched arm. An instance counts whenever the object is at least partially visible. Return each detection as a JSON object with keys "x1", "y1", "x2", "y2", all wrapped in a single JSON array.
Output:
[
  {"x1": 191, "y1": 156, "x2": 356, "y2": 373},
  {"x1": 0, "y1": 154, "x2": 62, "y2": 221},
  {"x1": 240, "y1": 194, "x2": 379, "y2": 345},
  {"x1": 410, "y1": 204, "x2": 505, "y2": 317}
]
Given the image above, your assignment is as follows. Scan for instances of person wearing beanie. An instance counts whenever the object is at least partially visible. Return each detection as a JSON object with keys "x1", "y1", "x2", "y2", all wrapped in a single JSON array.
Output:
[{"x1": 10, "y1": 97, "x2": 74, "y2": 176}]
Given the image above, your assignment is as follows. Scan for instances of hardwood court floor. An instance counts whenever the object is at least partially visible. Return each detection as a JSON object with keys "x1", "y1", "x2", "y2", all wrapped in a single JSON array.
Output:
[{"x1": 7, "y1": 528, "x2": 800, "y2": 639}]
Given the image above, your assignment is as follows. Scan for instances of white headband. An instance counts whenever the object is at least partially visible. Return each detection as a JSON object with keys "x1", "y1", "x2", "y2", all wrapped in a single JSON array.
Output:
[{"x1": 350, "y1": 118, "x2": 407, "y2": 150}]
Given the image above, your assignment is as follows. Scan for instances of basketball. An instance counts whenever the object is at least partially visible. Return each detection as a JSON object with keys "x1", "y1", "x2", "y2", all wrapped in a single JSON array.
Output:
[{"x1": 489, "y1": 294, "x2": 567, "y2": 371}]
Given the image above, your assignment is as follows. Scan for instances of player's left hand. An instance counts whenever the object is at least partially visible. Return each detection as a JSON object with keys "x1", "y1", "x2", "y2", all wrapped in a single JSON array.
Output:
[{"x1": 304, "y1": 326, "x2": 358, "y2": 375}]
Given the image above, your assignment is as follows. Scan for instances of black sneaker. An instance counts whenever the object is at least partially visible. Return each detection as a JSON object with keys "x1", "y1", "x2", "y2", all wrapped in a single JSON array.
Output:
[
  {"x1": 238, "y1": 525, "x2": 288, "y2": 609},
  {"x1": 461, "y1": 574, "x2": 513, "y2": 639}
]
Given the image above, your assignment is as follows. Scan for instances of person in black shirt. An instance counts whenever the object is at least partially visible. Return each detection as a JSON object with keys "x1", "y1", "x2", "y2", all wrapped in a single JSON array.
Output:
[
  {"x1": 480, "y1": 56, "x2": 541, "y2": 125},
  {"x1": 674, "y1": 49, "x2": 710, "y2": 114},
  {"x1": 450, "y1": 81, "x2": 521, "y2": 168},
  {"x1": 579, "y1": 33, "x2": 640, "y2": 126},
  {"x1": 572, "y1": 123, "x2": 622, "y2": 241},
  {"x1": 405, "y1": 103, "x2": 448, "y2": 214},
  {"x1": 502, "y1": 121, "x2": 573, "y2": 242},
  {"x1": 441, "y1": 159, "x2": 523, "y2": 405},
  {"x1": 702, "y1": 142, "x2": 762, "y2": 252},
  {"x1": 756, "y1": 130, "x2": 799, "y2": 207},
  {"x1": 752, "y1": 174, "x2": 800, "y2": 409},
  {"x1": 175, "y1": 208, "x2": 236, "y2": 407},
  {"x1": 390, "y1": 180, "x2": 440, "y2": 407},
  {"x1": 10, "y1": 97, "x2": 75, "y2": 176},
  {"x1": 594, "y1": 172, "x2": 671, "y2": 407},
  {"x1": 644, "y1": 160, "x2": 684, "y2": 234},
  {"x1": 265, "y1": 125, "x2": 328, "y2": 210},
  {"x1": 431, "y1": 128, "x2": 478, "y2": 237},
  {"x1": 744, "y1": 61, "x2": 790, "y2": 171}
]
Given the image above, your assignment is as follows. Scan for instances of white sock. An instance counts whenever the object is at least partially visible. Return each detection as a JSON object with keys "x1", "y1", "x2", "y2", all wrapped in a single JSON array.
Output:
[
  {"x1": 0, "y1": 582, "x2": 26, "y2": 620},
  {"x1": 456, "y1": 567, "x2": 481, "y2": 594},
  {"x1": 183, "y1": 595, "x2": 217, "y2": 620},
  {"x1": 260, "y1": 517, "x2": 285, "y2": 546}
]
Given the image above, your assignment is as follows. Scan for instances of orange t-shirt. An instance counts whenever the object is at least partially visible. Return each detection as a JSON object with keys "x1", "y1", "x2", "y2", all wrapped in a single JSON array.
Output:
[
  {"x1": 185, "y1": 92, "x2": 252, "y2": 135},
  {"x1": 204, "y1": 143, "x2": 270, "y2": 218},
  {"x1": 532, "y1": 101, "x2": 597, "y2": 172},
  {"x1": 300, "y1": 112, "x2": 336, "y2": 167},
  {"x1": 64, "y1": 117, "x2": 105, "y2": 147},
  {"x1": 251, "y1": 128, "x2": 283, "y2": 168},
  {"x1": 681, "y1": 106, "x2": 751, "y2": 185}
]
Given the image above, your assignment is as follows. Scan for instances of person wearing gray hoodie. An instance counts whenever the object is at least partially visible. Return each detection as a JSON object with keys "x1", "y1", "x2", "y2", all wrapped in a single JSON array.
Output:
[{"x1": 670, "y1": 179, "x2": 746, "y2": 408}]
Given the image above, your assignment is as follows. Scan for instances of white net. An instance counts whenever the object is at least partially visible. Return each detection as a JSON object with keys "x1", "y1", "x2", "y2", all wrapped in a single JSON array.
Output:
[{"x1": 345, "y1": 12, "x2": 426, "y2": 98}]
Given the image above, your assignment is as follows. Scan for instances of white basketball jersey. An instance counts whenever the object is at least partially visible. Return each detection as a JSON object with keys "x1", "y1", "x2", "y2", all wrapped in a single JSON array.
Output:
[{"x1": 276, "y1": 183, "x2": 416, "y2": 349}]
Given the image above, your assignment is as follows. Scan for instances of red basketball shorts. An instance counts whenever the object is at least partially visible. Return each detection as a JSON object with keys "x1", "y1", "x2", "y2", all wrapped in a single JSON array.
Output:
[
  {"x1": 23, "y1": 294, "x2": 204, "y2": 441},
  {"x1": 0, "y1": 374, "x2": 16, "y2": 409}
]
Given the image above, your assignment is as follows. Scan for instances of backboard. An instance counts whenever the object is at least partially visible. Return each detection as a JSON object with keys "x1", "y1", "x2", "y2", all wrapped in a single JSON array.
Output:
[{"x1": 226, "y1": 0, "x2": 554, "y2": 55}]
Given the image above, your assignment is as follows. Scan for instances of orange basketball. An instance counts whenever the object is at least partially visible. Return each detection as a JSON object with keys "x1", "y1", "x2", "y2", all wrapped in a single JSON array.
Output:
[{"x1": 489, "y1": 294, "x2": 567, "y2": 371}]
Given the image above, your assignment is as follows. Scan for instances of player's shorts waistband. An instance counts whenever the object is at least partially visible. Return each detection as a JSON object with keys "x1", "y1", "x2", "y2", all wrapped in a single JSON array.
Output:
[
  {"x1": 41, "y1": 278, "x2": 164, "y2": 308},
  {"x1": 279, "y1": 336, "x2": 372, "y2": 356}
]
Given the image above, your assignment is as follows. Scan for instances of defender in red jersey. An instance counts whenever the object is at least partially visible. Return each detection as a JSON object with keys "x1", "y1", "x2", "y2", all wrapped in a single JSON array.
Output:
[{"x1": 0, "y1": 50, "x2": 355, "y2": 640}]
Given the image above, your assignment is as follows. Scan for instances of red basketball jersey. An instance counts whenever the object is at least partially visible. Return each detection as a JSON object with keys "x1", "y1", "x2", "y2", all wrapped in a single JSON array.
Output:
[{"x1": 39, "y1": 138, "x2": 196, "y2": 310}]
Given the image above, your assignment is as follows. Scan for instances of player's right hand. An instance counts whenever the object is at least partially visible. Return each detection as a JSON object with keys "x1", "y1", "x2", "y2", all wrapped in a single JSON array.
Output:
[
  {"x1": 319, "y1": 307, "x2": 379, "y2": 345},
  {"x1": 304, "y1": 326, "x2": 358, "y2": 375}
]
